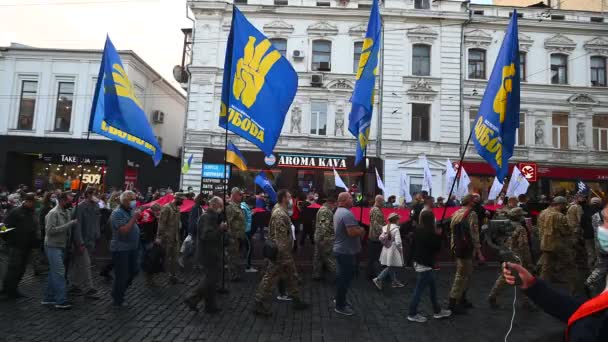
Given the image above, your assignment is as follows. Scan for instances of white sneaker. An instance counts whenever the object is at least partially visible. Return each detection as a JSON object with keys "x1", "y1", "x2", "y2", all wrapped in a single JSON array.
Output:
[
  {"x1": 276, "y1": 295, "x2": 293, "y2": 301},
  {"x1": 391, "y1": 280, "x2": 405, "y2": 288},
  {"x1": 372, "y1": 277, "x2": 383, "y2": 290},
  {"x1": 433, "y1": 309, "x2": 452, "y2": 319},
  {"x1": 245, "y1": 267, "x2": 258, "y2": 273},
  {"x1": 178, "y1": 256, "x2": 185, "y2": 268},
  {"x1": 407, "y1": 314, "x2": 428, "y2": 323},
  {"x1": 41, "y1": 300, "x2": 57, "y2": 305}
]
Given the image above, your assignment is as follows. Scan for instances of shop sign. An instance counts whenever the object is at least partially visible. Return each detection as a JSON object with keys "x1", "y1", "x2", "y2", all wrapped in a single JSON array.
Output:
[
  {"x1": 39, "y1": 153, "x2": 106, "y2": 166},
  {"x1": 202, "y1": 163, "x2": 231, "y2": 179},
  {"x1": 277, "y1": 154, "x2": 347, "y2": 170},
  {"x1": 264, "y1": 154, "x2": 277, "y2": 166},
  {"x1": 124, "y1": 167, "x2": 138, "y2": 190},
  {"x1": 83, "y1": 174, "x2": 102, "y2": 185},
  {"x1": 519, "y1": 162, "x2": 537, "y2": 182}
]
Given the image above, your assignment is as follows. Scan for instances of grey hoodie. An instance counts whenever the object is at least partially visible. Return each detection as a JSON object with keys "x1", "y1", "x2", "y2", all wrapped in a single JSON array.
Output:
[{"x1": 45, "y1": 205, "x2": 75, "y2": 248}]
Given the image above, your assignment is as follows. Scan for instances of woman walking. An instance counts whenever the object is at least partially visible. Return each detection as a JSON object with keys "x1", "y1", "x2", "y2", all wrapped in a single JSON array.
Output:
[
  {"x1": 407, "y1": 210, "x2": 452, "y2": 323},
  {"x1": 372, "y1": 213, "x2": 405, "y2": 290}
]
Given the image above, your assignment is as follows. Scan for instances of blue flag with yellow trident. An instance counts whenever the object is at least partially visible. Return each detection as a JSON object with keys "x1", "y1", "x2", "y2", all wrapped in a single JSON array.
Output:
[
  {"x1": 348, "y1": 0, "x2": 381, "y2": 166},
  {"x1": 89, "y1": 36, "x2": 162, "y2": 166},
  {"x1": 472, "y1": 10, "x2": 520, "y2": 182},
  {"x1": 219, "y1": 7, "x2": 298, "y2": 156}
]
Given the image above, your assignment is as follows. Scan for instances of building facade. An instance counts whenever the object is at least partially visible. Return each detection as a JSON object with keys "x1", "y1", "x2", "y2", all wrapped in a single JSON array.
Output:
[
  {"x1": 0, "y1": 44, "x2": 187, "y2": 191},
  {"x1": 493, "y1": 0, "x2": 608, "y2": 13},
  {"x1": 182, "y1": 0, "x2": 608, "y2": 200}
]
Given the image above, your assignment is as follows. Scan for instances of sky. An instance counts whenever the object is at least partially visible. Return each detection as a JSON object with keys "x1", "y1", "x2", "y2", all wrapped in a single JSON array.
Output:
[{"x1": 0, "y1": 0, "x2": 492, "y2": 83}]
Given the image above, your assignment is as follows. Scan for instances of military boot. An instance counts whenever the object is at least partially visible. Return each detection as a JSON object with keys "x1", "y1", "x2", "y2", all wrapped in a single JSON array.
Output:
[
  {"x1": 488, "y1": 295, "x2": 500, "y2": 310},
  {"x1": 461, "y1": 291, "x2": 474, "y2": 309},
  {"x1": 448, "y1": 297, "x2": 466, "y2": 315},
  {"x1": 292, "y1": 298, "x2": 310, "y2": 310},
  {"x1": 253, "y1": 300, "x2": 272, "y2": 317}
]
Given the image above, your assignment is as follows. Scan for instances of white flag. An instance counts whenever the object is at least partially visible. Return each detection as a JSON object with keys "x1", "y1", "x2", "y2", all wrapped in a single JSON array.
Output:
[
  {"x1": 506, "y1": 166, "x2": 530, "y2": 198},
  {"x1": 445, "y1": 159, "x2": 457, "y2": 197},
  {"x1": 399, "y1": 172, "x2": 413, "y2": 203},
  {"x1": 375, "y1": 167, "x2": 385, "y2": 195},
  {"x1": 333, "y1": 168, "x2": 348, "y2": 191},
  {"x1": 421, "y1": 156, "x2": 433, "y2": 193},
  {"x1": 488, "y1": 176, "x2": 503, "y2": 201},
  {"x1": 457, "y1": 166, "x2": 471, "y2": 200}
]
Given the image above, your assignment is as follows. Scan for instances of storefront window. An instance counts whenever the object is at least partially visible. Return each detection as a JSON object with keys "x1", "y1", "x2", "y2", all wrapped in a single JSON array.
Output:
[{"x1": 33, "y1": 162, "x2": 105, "y2": 191}]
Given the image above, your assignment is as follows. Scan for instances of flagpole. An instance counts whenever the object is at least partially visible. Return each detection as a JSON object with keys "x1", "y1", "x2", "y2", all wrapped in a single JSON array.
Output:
[
  {"x1": 375, "y1": 17, "x2": 384, "y2": 159},
  {"x1": 219, "y1": 122, "x2": 229, "y2": 294},
  {"x1": 360, "y1": 150, "x2": 367, "y2": 223},
  {"x1": 440, "y1": 128, "x2": 473, "y2": 224}
]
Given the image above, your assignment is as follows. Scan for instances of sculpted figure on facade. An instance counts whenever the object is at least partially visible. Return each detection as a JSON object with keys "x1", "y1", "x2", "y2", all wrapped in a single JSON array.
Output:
[
  {"x1": 290, "y1": 106, "x2": 301, "y2": 134},
  {"x1": 577, "y1": 122, "x2": 585, "y2": 147},
  {"x1": 335, "y1": 105, "x2": 344, "y2": 136},
  {"x1": 535, "y1": 120, "x2": 545, "y2": 146}
]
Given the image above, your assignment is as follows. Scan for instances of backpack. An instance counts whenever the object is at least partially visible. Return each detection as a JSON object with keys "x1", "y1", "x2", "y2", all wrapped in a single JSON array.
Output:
[
  {"x1": 379, "y1": 225, "x2": 393, "y2": 248},
  {"x1": 453, "y1": 210, "x2": 474, "y2": 258}
]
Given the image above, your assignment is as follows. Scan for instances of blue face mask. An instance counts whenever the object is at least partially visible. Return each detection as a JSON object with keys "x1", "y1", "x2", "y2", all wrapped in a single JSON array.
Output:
[
  {"x1": 598, "y1": 227, "x2": 608, "y2": 253},
  {"x1": 129, "y1": 200, "x2": 137, "y2": 209}
]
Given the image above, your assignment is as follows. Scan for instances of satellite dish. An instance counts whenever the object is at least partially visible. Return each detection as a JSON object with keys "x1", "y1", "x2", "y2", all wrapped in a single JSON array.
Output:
[{"x1": 173, "y1": 65, "x2": 189, "y2": 83}]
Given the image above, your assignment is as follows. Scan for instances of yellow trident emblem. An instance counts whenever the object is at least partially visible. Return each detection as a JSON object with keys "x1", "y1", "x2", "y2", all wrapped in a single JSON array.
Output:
[
  {"x1": 112, "y1": 63, "x2": 143, "y2": 110},
  {"x1": 233, "y1": 37, "x2": 281, "y2": 108},
  {"x1": 493, "y1": 63, "x2": 516, "y2": 124}
]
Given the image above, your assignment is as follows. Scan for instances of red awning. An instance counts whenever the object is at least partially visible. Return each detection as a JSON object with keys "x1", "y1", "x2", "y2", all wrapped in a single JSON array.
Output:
[{"x1": 461, "y1": 161, "x2": 608, "y2": 182}]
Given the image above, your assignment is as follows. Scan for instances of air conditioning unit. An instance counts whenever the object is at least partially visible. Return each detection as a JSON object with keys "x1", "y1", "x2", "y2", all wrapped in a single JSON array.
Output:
[
  {"x1": 311, "y1": 74, "x2": 324, "y2": 87},
  {"x1": 152, "y1": 110, "x2": 165, "y2": 124},
  {"x1": 318, "y1": 61, "x2": 331, "y2": 71},
  {"x1": 292, "y1": 50, "x2": 304, "y2": 59}
]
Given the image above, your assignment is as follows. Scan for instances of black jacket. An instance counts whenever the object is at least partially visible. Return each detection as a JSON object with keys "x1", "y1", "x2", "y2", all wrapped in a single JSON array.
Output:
[
  {"x1": 3, "y1": 205, "x2": 38, "y2": 249},
  {"x1": 411, "y1": 225, "x2": 442, "y2": 268},
  {"x1": 524, "y1": 278, "x2": 608, "y2": 341},
  {"x1": 196, "y1": 211, "x2": 223, "y2": 267}
]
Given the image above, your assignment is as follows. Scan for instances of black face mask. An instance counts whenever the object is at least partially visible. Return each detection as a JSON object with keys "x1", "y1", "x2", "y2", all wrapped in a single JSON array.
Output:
[{"x1": 63, "y1": 202, "x2": 73, "y2": 209}]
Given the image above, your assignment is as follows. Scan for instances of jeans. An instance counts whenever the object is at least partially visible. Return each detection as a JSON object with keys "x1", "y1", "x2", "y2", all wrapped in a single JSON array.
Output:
[
  {"x1": 111, "y1": 249, "x2": 139, "y2": 305},
  {"x1": 44, "y1": 246, "x2": 67, "y2": 304},
  {"x1": 408, "y1": 270, "x2": 441, "y2": 316},
  {"x1": 335, "y1": 253, "x2": 357, "y2": 310},
  {"x1": 377, "y1": 266, "x2": 396, "y2": 283}
]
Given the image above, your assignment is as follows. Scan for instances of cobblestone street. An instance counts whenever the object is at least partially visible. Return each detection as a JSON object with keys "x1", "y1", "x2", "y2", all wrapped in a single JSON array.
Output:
[{"x1": 0, "y1": 262, "x2": 565, "y2": 342}]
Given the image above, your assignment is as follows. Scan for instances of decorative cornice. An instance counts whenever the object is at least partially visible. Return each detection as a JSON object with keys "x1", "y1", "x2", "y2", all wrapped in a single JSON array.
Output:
[
  {"x1": 519, "y1": 32, "x2": 533, "y2": 52},
  {"x1": 263, "y1": 20, "x2": 294, "y2": 35},
  {"x1": 464, "y1": 29, "x2": 492, "y2": 48},
  {"x1": 407, "y1": 25, "x2": 438, "y2": 44},
  {"x1": 584, "y1": 37, "x2": 608, "y2": 57},
  {"x1": 544, "y1": 33, "x2": 576, "y2": 53},
  {"x1": 348, "y1": 23, "x2": 366, "y2": 38},
  {"x1": 406, "y1": 78, "x2": 438, "y2": 102},
  {"x1": 326, "y1": 79, "x2": 354, "y2": 91},
  {"x1": 568, "y1": 93, "x2": 599, "y2": 106},
  {"x1": 307, "y1": 21, "x2": 339, "y2": 36}
]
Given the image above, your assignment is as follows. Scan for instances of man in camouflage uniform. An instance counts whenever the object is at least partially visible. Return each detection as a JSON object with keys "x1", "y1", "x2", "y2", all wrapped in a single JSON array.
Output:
[
  {"x1": 225, "y1": 187, "x2": 246, "y2": 281},
  {"x1": 312, "y1": 198, "x2": 336, "y2": 281},
  {"x1": 488, "y1": 208, "x2": 534, "y2": 309},
  {"x1": 254, "y1": 190, "x2": 309, "y2": 316},
  {"x1": 567, "y1": 193, "x2": 590, "y2": 294},
  {"x1": 537, "y1": 196, "x2": 577, "y2": 294},
  {"x1": 156, "y1": 193, "x2": 185, "y2": 284},
  {"x1": 366, "y1": 195, "x2": 385, "y2": 279},
  {"x1": 448, "y1": 194, "x2": 483, "y2": 314}
]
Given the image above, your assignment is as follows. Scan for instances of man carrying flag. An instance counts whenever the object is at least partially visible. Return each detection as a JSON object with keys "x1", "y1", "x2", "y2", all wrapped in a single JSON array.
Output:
[
  {"x1": 90, "y1": 36, "x2": 162, "y2": 165},
  {"x1": 471, "y1": 10, "x2": 520, "y2": 183},
  {"x1": 348, "y1": 0, "x2": 381, "y2": 166}
]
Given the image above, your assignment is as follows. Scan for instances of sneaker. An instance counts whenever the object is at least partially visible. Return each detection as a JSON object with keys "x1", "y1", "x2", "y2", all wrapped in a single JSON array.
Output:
[
  {"x1": 41, "y1": 300, "x2": 57, "y2": 306},
  {"x1": 372, "y1": 277, "x2": 383, "y2": 290},
  {"x1": 54, "y1": 302, "x2": 72, "y2": 310},
  {"x1": 245, "y1": 267, "x2": 258, "y2": 273},
  {"x1": 407, "y1": 314, "x2": 428, "y2": 323},
  {"x1": 276, "y1": 295, "x2": 293, "y2": 301},
  {"x1": 433, "y1": 309, "x2": 452, "y2": 319},
  {"x1": 334, "y1": 306, "x2": 355, "y2": 316},
  {"x1": 332, "y1": 299, "x2": 353, "y2": 310},
  {"x1": 178, "y1": 256, "x2": 185, "y2": 268},
  {"x1": 391, "y1": 281, "x2": 405, "y2": 288}
]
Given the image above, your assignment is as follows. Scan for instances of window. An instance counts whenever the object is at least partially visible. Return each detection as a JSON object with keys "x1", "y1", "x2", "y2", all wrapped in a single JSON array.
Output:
[
  {"x1": 469, "y1": 109, "x2": 478, "y2": 134},
  {"x1": 591, "y1": 17, "x2": 604, "y2": 23},
  {"x1": 410, "y1": 176, "x2": 423, "y2": 196},
  {"x1": 274, "y1": 0, "x2": 288, "y2": 5},
  {"x1": 316, "y1": 1, "x2": 330, "y2": 6},
  {"x1": 593, "y1": 115, "x2": 608, "y2": 151},
  {"x1": 353, "y1": 42, "x2": 363, "y2": 74},
  {"x1": 412, "y1": 44, "x2": 431, "y2": 76},
  {"x1": 551, "y1": 54, "x2": 568, "y2": 85},
  {"x1": 551, "y1": 15, "x2": 565, "y2": 21},
  {"x1": 516, "y1": 112, "x2": 525, "y2": 146},
  {"x1": 519, "y1": 51, "x2": 526, "y2": 81},
  {"x1": 509, "y1": 12, "x2": 523, "y2": 18},
  {"x1": 54, "y1": 82, "x2": 75, "y2": 132},
  {"x1": 312, "y1": 40, "x2": 331, "y2": 71},
  {"x1": 473, "y1": 10, "x2": 484, "y2": 15},
  {"x1": 468, "y1": 49, "x2": 486, "y2": 79},
  {"x1": 411, "y1": 103, "x2": 430, "y2": 141},
  {"x1": 17, "y1": 80, "x2": 38, "y2": 130},
  {"x1": 591, "y1": 56, "x2": 607, "y2": 87},
  {"x1": 552, "y1": 113, "x2": 569, "y2": 149},
  {"x1": 414, "y1": 0, "x2": 430, "y2": 9},
  {"x1": 234, "y1": 0, "x2": 247, "y2": 3},
  {"x1": 358, "y1": 3, "x2": 372, "y2": 9},
  {"x1": 270, "y1": 38, "x2": 287, "y2": 56},
  {"x1": 310, "y1": 101, "x2": 327, "y2": 136}
]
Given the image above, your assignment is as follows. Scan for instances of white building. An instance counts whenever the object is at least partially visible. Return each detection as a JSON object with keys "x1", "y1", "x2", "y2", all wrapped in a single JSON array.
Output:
[
  {"x1": 182, "y1": 0, "x2": 608, "y2": 199},
  {"x1": 0, "y1": 43, "x2": 187, "y2": 191}
]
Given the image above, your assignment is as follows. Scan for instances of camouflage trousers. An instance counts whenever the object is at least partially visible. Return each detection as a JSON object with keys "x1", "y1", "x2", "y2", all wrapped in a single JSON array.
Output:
[
  {"x1": 255, "y1": 257, "x2": 300, "y2": 308},
  {"x1": 312, "y1": 240, "x2": 336, "y2": 279},
  {"x1": 573, "y1": 236, "x2": 590, "y2": 289},
  {"x1": 164, "y1": 243, "x2": 179, "y2": 277},
  {"x1": 585, "y1": 253, "x2": 608, "y2": 294},
  {"x1": 226, "y1": 236, "x2": 242, "y2": 280},
  {"x1": 449, "y1": 257, "x2": 473, "y2": 300},
  {"x1": 537, "y1": 251, "x2": 577, "y2": 294}
]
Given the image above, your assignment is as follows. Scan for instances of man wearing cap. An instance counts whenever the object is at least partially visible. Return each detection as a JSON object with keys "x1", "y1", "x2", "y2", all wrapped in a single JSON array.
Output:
[
  {"x1": 156, "y1": 192, "x2": 185, "y2": 284},
  {"x1": 537, "y1": 196, "x2": 577, "y2": 293},
  {"x1": 225, "y1": 187, "x2": 246, "y2": 281},
  {"x1": 0, "y1": 193, "x2": 38, "y2": 299},
  {"x1": 488, "y1": 207, "x2": 534, "y2": 309},
  {"x1": 312, "y1": 197, "x2": 337, "y2": 281},
  {"x1": 568, "y1": 194, "x2": 590, "y2": 294},
  {"x1": 70, "y1": 186, "x2": 100, "y2": 299},
  {"x1": 366, "y1": 195, "x2": 385, "y2": 279},
  {"x1": 447, "y1": 194, "x2": 483, "y2": 314}
]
